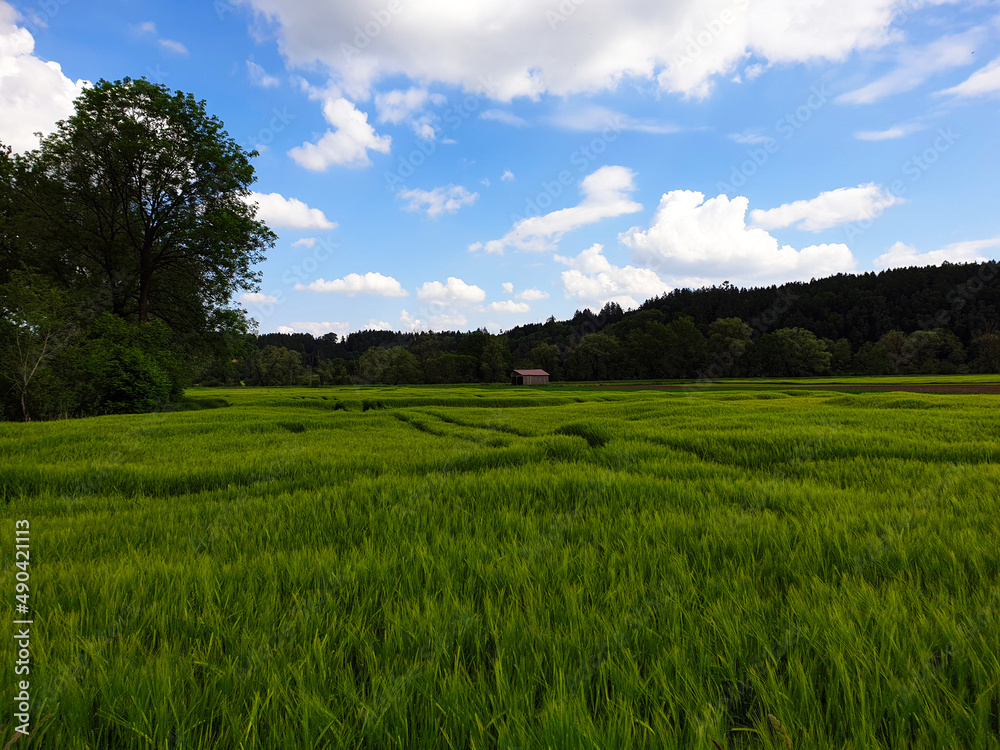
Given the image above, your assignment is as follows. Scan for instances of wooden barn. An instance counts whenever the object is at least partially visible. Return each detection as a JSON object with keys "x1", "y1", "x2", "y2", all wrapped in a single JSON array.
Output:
[{"x1": 510, "y1": 369, "x2": 550, "y2": 386}]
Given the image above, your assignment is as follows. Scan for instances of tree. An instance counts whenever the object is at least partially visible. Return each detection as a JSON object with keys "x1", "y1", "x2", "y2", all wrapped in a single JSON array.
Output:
[
  {"x1": 751, "y1": 328, "x2": 831, "y2": 377},
  {"x1": 529, "y1": 343, "x2": 561, "y2": 380},
  {"x1": 969, "y1": 333, "x2": 1000, "y2": 373},
  {"x1": 0, "y1": 272, "x2": 78, "y2": 420},
  {"x1": 12, "y1": 77, "x2": 275, "y2": 331},
  {"x1": 565, "y1": 333, "x2": 623, "y2": 380}
]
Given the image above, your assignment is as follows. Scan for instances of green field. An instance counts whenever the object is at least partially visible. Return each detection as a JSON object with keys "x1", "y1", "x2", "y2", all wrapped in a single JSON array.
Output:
[{"x1": 2, "y1": 384, "x2": 999, "y2": 749}]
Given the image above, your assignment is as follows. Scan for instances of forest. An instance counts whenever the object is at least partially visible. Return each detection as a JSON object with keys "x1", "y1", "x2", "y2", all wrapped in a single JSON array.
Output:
[{"x1": 225, "y1": 261, "x2": 1000, "y2": 387}]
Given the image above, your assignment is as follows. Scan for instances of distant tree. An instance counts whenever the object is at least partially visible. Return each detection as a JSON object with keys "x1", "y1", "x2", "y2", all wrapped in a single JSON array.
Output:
[
  {"x1": 479, "y1": 335, "x2": 512, "y2": 382},
  {"x1": 751, "y1": 328, "x2": 831, "y2": 377},
  {"x1": 244, "y1": 345, "x2": 303, "y2": 386},
  {"x1": 356, "y1": 346, "x2": 391, "y2": 384},
  {"x1": 565, "y1": 333, "x2": 623, "y2": 380},
  {"x1": 704, "y1": 317, "x2": 754, "y2": 378},
  {"x1": 969, "y1": 333, "x2": 1000, "y2": 373},
  {"x1": 853, "y1": 341, "x2": 892, "y2": 375},
  {"x1": 529, "y1": 343, "x2": 561, "y2": 380},
  {"x1": 383, "y1": 347, "x2": 423, "y2": 384}
]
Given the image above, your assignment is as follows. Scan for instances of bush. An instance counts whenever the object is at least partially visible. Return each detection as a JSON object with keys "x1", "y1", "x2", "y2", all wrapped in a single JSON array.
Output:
[{"x1": 56, "y1": 314, "x2": 185, "y2": 415}]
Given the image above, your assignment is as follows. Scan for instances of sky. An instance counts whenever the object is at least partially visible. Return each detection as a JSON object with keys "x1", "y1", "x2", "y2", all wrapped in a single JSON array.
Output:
[{"x1": 1, "y1": 0, "x2": 999, "y2": 337}]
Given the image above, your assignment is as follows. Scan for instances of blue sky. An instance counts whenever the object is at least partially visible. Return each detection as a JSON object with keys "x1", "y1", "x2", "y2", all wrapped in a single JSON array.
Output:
[{"x1": 2, "y1": 0, "x2": 998, "y2": 337}]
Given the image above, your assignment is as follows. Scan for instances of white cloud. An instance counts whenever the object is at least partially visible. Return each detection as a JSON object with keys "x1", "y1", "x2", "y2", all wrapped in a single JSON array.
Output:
[
  {"x1": 620, "y1": 190, "x2": 856, "y2": 287},
  {"x1": 244, "y1": 0, "x2": 913, "y2": 101},
  {"x1": 874, "y1": 238, "x2": 1000, "y2": 270},
  {"x1": 400, "y1": 309, "x2": 467, "y2": 331},
  {"x1": 501, "y1": 169, "x2": 515, "y2": 182},
  {"x1": 515, "y1": 288, "x2": 550, "y2": 301},
  {"x1": 278, "y1": 321, "x2": 350, "y2": 336},
  {"x1": 474, "y1": 165, "x2": 642, "y2": 255},
  {"x1": 244, "y1": 191, "x2": 338, "y2": 229},
  {"x1": 502, "y1": 282, "x2": 514, "y2": 293},
  {"x1": 291, "y1": 237, "x2": 317, "y2": 248},
  {"x1": 937, "y1": 55, "x2": 1000, "y2": 98},
  {"x1": 555, "y1": 244, "x2": 671, "y2": 310},
  {"x1": 365, "y1": 319, "x2": 393, "y2": 330},
  {"x1": 375, "y1": 87, "x2": 429, "y2": 123},
  {"x1": 397, "y1": 185, "x2": 478, "y2": 218},
  {"x1": 855, "y1": 123, "x2": 923, "y2": 140},
  {"x1": 548, "y1": 105, "x2": 679, "y2": 134},
  {"x1": 158, "y1": 38, "x2": 189, "y2": 55},
  {"x1": 480, "y1": 110, "x2": 527, "y2": 127},
  {"x1": 749, "y1": 183, "x2": 904, "y2": 232},
  {"x1": 486, "y1": 300, "x2": 531, "y2": 314},
  {"x1": 0, "y1": 3, "x2": 88, "y2": 152},
  {"x1": 416, "y1": 277, "x2": 486, "y2": 306},
  {"x1": 837, "y1": 28, "x2": 982, "y2": 105},
  {"x1": 728, "y1": 130, "x2": 771, "y2": 144},
  {"x1": 133, "y1": 21, "x2": 157, "y2": 35},
  {"x1": 240, "y1": 292, "x2": 279, "y2": 305},
  {"x1": 288, "y1": 97, "x2": 391, "y2": 170},
  {"x1": 247, "y1": 60, "x2": 280, "y2": 88},
  {"x1": 296, "y1": 272, "x2": 408, "y2": 297},
  {"x1": 374, "y1": 88, "x2": 442, "y2": 139}
]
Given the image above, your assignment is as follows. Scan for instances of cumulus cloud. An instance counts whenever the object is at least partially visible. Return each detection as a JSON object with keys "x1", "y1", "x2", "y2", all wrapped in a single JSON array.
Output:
[
  {"x1": 500, "y1": 169, "x2": 515, "y2": 182},
  {"x1": 486, "y1": 300, "x2": 531, "y2": 314},
  {"x1": 473, "y1": 165, "x2": 642, "y2": 255},
  {"x1": 416, "y1": 277, "x2": 486, "y2": 306},
  {"x1": 620, "y1": 190, "x2": 856, "y2": 287},
  {"x1": 749, "y1": 184, "x2": 904, "y2": 232},
  {"x1": 937, "y1": 55, "x2": 1000, "y2": 98},
  {"x1": 291, "y1": 237, "x2": 317, "y2": 248},
  {"x1": 397, "y1": 185, "x2": 478, "y2": 218},
  {"x1": 288, "y1": 97, "x2": 391, "y2": 170},
  {"x1": 240, "y1": 292, "x2": 279, "y2": 305},
  {"x1": 837, "y1": 28, "x2": 983, "y2": 104},
  {"x1": 247, "y1": 60, "x2": 280, "y2": 88},
  {"x1": 243, "y1": 0, "x2": 912, "y2": 101},
  {"x1": 245, "y1": 191, "x2": 337, "y2": 230},
  {"x1": 277, "y1": 321, "x2": 350, "y2": 336},
  {"x1": 400, "y1": 309, "x2": 468, "y2": 331},
  {"x1": 874, "y1": 238, "x2": 1000, "y2": 270},
  {"x1": 516, "y1": 288, "x2": 550, "y2": 301},
  {"x1": 501, "y1": 282, "x2": 514, "y2": 293},
  {"x1": 296, "y1": 272, "x2": 408, "y2": 297},
  {"x1": 0, "y1": 3, "x2": 88, "y2": 152},
  {"x1": 373, "y1": 87, "x2": 444, "y2": 138},
  {"x1": 555, "y1": 244, "x2": 671, "y2": 310}
]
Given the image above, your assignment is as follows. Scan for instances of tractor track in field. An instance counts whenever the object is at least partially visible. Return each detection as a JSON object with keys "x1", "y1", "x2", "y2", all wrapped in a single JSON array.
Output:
[{"x1": 566, "y1": 383, "x2": 1000, "y2": 394}]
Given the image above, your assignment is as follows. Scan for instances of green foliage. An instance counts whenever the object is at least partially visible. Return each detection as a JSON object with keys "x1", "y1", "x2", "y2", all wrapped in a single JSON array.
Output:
[
  {"x1": 751, "y1": 327, "x2": 832, "y2": 377},
  {"x1": 969, "y1": 332, "x2": 1000, "y2": 373},
  {"x1": 57, "y1": 314, "x2": 185, "y2": 415}
]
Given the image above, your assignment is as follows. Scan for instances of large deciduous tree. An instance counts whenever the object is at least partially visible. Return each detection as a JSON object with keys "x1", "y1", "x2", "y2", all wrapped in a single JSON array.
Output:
[{"x1": 11, "y1": 77, "x2": 275, "y2": 332}]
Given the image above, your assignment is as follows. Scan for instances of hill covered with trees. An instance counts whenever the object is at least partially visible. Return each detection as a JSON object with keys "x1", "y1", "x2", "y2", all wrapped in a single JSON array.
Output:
[{"x1": 228, "y1": 261, "x2": 1000, "y2": 387}]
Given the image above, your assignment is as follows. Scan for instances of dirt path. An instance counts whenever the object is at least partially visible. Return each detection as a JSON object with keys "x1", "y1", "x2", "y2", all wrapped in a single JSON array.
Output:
[{"x1": 567, "y1": 383, "x2": 1000, "y2": 394}]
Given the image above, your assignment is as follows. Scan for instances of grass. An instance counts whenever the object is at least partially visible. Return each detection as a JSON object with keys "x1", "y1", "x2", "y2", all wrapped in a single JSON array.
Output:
[{"x1": 2, "y1": 383, "x2": 999, "y2": 749}]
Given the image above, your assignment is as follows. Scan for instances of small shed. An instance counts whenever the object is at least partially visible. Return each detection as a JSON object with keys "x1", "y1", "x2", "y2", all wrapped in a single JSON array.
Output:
[{"x1": 511, "y1": 369, "x2": 550, "y2": 386}]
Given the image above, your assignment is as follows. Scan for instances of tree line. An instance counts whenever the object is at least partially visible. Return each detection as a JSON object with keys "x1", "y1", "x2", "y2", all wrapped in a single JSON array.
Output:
[{"x1": 228, "y1": 261, "x2": 1000, "y2": 387}]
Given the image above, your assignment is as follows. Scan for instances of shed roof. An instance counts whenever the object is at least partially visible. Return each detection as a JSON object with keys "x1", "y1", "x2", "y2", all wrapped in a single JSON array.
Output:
[{"x1": 512, "y1": 369, "x2": 549, "y2": 376}]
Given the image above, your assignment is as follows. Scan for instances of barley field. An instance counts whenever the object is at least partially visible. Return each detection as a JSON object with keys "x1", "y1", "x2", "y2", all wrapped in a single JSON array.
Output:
[{"x1": 2, "y1": 383, "x2": 999, "y2": 749}]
